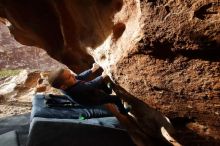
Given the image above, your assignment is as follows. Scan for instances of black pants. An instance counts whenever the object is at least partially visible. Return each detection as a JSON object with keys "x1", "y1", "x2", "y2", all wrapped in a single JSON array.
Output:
[
  {"x1": 70, "y1": 82, "x2": 127, "y2": 114},
  {"x1": 97, "y1": 83, "x2": 127, "y2": 114},
  {"x1": 100, "y1": 95, "x2": 127, "y2": 114}
]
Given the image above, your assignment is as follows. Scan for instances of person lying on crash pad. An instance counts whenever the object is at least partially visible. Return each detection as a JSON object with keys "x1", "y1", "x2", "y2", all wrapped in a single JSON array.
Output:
[{"x1": 48, "y1": 63, "x2": 129, "y2": 115}]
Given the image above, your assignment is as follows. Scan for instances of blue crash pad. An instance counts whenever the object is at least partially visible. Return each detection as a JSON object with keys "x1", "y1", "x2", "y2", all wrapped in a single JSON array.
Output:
[{"x1": 31, "y1": 94, "x2": 113, "y2": 121}]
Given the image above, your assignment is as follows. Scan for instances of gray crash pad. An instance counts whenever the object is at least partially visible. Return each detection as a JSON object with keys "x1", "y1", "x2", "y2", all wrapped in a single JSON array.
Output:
[
  {"x1": 0, "y1": 130, "x2": 19, "y2": 146},
  {"x1": 27, "y1": 117, "x2": 135, "y2": 146}
]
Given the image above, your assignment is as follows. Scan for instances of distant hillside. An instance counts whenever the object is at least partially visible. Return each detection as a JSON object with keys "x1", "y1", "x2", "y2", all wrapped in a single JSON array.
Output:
[{"x1": 0, "y1": 23, "x2": 63, "y2": 70}]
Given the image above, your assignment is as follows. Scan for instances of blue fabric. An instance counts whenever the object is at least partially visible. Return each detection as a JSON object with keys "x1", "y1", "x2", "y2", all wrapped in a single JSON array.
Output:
[
  {"x1": 29, "y1": 117, "x2": 124, "y2": 132},
  {"x1": 31, "y1": 94, "x2": 113, "y2": 121},
  {"x1": 76, "y1": 69, "x2": 92, "y2": 80}
]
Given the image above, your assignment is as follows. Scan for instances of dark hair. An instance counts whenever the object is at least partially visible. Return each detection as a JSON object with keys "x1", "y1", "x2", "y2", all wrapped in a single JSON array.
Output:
[{"x1": 48, "y1": 68, "x2": 65, "y2": 89}]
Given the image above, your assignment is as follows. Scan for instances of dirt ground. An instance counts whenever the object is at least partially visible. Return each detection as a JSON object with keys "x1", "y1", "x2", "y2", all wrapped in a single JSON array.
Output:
[
  {"x1": 0, "y1": 70, "x2": 46, "y2": 118},
  {"x1": 0, "y1": 95, "x2": 32, "y2": 118}
]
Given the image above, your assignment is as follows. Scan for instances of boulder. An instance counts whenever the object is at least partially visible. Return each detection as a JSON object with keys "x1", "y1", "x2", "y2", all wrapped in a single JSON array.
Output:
[{"x1": 0, "y1": 0, "x2": 219, "y2": 145}]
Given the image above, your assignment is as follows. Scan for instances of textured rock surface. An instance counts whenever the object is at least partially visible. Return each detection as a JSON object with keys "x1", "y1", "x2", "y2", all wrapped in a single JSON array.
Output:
[
  {"x1": 0, "y1": 0, "x2": 219, "y2": 145},
  {"x1": 0, "y1": 70, "x2": 58, "y2": 118},
  {"x1": 0, "y1": 23, "x2": 63, "y2": 70},
  {"x1": 0, "y1": 70, "x2": 39, "y2": 117}
]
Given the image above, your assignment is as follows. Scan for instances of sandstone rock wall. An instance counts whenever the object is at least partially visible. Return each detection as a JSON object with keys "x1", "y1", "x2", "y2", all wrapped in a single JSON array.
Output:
[
  {"x1": 0, "y1": 23, "x2": 62, "y2": 70},
  {"x1": 90, "y1": 1, "x2": 220, "y2": 141}
]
